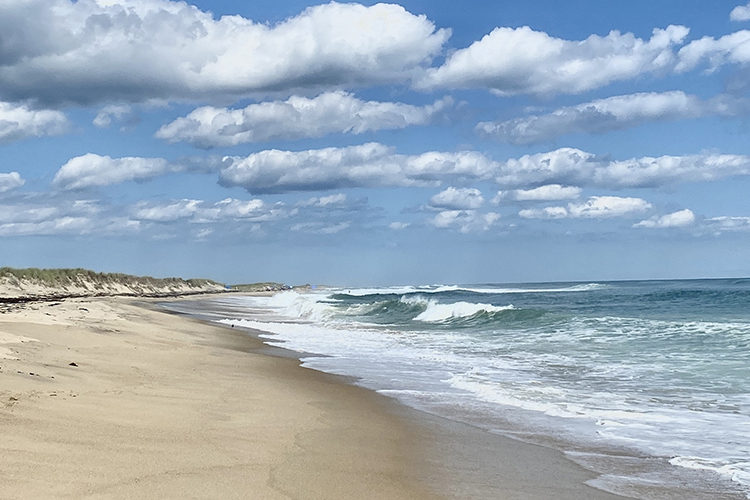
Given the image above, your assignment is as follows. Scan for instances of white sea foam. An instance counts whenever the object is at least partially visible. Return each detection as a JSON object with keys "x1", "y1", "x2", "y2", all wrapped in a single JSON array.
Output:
[
  {"x1": 336, "y1": 285, "x2": 430, "y2": 296},
  {"x1": 206, "y1": 282, "x2": 750, "y2": 500},
  {"x1": 413, "y1": 301, "x2": 515, "y2": 322},
  {"x1": 670, "y1": 457, "x2": 750, "y2": 495},
  {"x1": 261, "y1": 290, "x2": 338, "y2": 321},
  {"x1": 336, "y1": 282, "x2": 606, "y2": 296}
]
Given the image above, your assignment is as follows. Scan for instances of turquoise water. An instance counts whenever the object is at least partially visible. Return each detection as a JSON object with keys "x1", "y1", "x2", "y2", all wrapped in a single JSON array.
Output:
[{"x1": 175, "y1": 279, "x2": 750, "y2": 499}]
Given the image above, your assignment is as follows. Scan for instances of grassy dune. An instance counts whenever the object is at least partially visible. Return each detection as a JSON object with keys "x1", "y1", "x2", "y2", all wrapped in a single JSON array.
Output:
[
  {"x1": 0, "y1": 267, "x2": 221, "y2": 288},
  {"x1": 0, "y1": 267, "x2": 226, "y2": 302}
]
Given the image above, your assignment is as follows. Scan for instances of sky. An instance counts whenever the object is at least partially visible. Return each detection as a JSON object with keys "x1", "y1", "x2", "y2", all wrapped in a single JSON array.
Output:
[{"x1": 2, "y1": 0, "x2": 750, "y2": 285}]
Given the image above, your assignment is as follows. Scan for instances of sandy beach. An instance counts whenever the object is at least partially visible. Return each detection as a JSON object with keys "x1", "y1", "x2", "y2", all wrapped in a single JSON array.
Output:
[{"x1": 0, "y1": 295, "x2": 629, "y2": 500}]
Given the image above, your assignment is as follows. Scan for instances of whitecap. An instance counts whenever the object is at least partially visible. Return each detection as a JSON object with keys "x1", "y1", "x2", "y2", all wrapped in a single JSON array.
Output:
[{"x1": 413, "y1": 301, "x2": 515, "y2": 322}]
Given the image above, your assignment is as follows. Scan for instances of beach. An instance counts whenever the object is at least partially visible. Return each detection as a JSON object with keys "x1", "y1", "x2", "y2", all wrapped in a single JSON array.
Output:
[{"x1": 0, "y1": 295, "x2": 629, "y2": 500}]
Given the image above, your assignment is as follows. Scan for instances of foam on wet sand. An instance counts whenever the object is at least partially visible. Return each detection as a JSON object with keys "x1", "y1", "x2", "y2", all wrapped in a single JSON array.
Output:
[{"x1": 0, "y1": 296, "x2": 628, "y2": 499}]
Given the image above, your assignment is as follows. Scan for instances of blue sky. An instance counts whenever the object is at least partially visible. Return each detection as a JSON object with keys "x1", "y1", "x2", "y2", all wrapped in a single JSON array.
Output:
[{"x1": 2, "y1": 0, "x2": 750, "y2": 285}]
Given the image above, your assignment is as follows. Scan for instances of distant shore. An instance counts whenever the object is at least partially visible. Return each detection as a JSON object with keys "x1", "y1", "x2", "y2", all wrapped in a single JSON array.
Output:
[{"x1": 0, "y1": 295, "x2": 630, "y2": 499}]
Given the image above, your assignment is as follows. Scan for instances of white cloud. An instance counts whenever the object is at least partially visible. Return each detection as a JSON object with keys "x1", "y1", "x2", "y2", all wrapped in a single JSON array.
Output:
[
  {"x1": 429, "y1": 187, "x2": 484, "y2": 210},
  {"x1": 417, "y1": 25, "x2": 688, "y2": 95},
  {"x1": 0, "y1": 198, "x2": 139, "y2": 237},
  {"x1": 0, "y1": 172, "x2": 25, "y2": 193},
  {"x1": 53, "y1": 154, "x2": 175, "y2": 190},
  {"x1": 298, "y1": 193, "x2": 348, "y2": 208},
  {"x1": 634, "y1": 209, "x2": 695, "y2": 228},
  {"x1": 212, "y1": 198, "x2": 266, "y2": 218},
  {"x1": 316, "y1": 194, "x2": 348, "y2": 207},
  {"x1": 568, "y1": 196, "x2": 652, "y2": 218},
  {"x1": 0, "y1": 204, "x2": 58, "y2": 224},
  {"x1": 132, "y1": 198, "x2": 278, "y2": 223},
  {"x1": 54, "y1": 146, "x2": 750, "y2": 195},
  {"x1": 731, "y1": 3, "x2": 750, "y2": 21},
  {"x1": 156, "y1": 92, "x2": 453, "y2": 147},
  {"x1": 494, "y1": 184, "x2": 581, "y2": 203},
  {"x1": 477, "y1": 91, "x2": 730, "y2": 145},
  {"x1": 431, "y1": 210, "x2": 500, "y2": 233},
  {"x1": 194, "y1": 228, "x2": 214, "y2": 240},
  {"x1": 597, "y1": 153, "x2": 750, "y2": 188},
  {"x1": 676, "y1": 30, "x2": 750, "y2": 72},
  {"x1": 703, "y1": 216, "x2": 750, "y2": 232},
  {"x1": 0, "y1": 102, "x2": 68, "y2": 143},
  {"x1": 290, "y1": 221, "x2": 350, "y2": 234},
  {"x1": 496, "y1": 148, "x2": 750, "y2": 189},
  {"x1": 518, "y1": 206, "x2": 569, "y2": 220},
  {"x1": 389, "y1": 221, "x2": 410, "y2": 230},
  {"x1": 132, "y1": 199, "x2": 202, "y2": 222},
  {"x1": 520, "y1": 196, "x2": 652, "y2": 220},
  {"x1": 0, "y1": 193, "x2": 371, "y2": 238},
  {"x1": 93, "y1": 104, "x2": 134, "y2": 128},
  {"x1": 497, "y1": 148, "x2": 601, "y2": 187},
  {"x1": 0, "y1": 217, "x2": 94, "y2": 237},
  {"x1": 219, "y1": 143, "x2": 499, "y2": 193},
  {"x1": 0, "y1": 0, "x2": 449, "y2": 105}
]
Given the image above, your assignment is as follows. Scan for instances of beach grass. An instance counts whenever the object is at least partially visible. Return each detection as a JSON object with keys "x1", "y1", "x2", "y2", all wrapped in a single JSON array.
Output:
[{"x1": 0, "y1": 267, "x2": 222, "y2": 288}]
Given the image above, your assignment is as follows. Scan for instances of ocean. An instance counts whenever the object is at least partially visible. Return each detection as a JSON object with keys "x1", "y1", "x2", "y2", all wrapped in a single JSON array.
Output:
[{"x1": 166, "y1": 279, "x2": 750, "y2": 500}]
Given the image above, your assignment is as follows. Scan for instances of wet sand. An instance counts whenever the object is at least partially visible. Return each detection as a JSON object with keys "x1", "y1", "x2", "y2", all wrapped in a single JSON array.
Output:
[{"x1": 0, "y1": 296, "x2": 629, "y2": 499}]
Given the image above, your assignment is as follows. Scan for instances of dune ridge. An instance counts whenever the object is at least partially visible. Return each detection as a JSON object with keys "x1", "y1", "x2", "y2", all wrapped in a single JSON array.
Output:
[{"x1": 0, "y1": 268, "x2": 226, "y2": 304}]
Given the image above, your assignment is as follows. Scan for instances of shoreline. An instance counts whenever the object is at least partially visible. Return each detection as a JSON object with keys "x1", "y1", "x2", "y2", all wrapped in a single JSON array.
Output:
[
  {"x1": 194, "y1": 289, "x2": 750, "y2": 500},
  {"x1": 159, "y1": 295, "x2": 634, "y2": 500},
  {"x1": 0, "y1": 295, "x2": 629, "y2": 499}
]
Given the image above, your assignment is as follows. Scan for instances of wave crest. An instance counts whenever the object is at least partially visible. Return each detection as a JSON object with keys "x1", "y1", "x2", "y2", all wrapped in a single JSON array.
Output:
[{"x1": 414, "y1": 300, "x2": 516, "y2": 323}]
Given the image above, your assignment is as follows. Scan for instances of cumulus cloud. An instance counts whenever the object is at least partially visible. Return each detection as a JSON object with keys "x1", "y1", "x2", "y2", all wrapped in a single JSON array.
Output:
[
  {"x1": 568, "y1": 196, "x2": 652, "y2": 218},
  {"x1": 93, "y1": 104, "x2": 135, "y2": 129},
  {"x1": 676, "y1": 30, "x2": 750, "y2": 72},
  {"x1": 731, "y1": 3, "x2": 750, "y2": 21},
  {"x1": 219, "y1": 143, "x2": 498, "y2": 194},
  {"x1": 131, "y1": 198, "x2": 281, "y2": 224},
  {"x1": 496, "y1": 148, "x2": 603, "y2": 187},
  {"x1": 0, "y1": 102, "x2": 68, "y2": 143},
  {"x1": 0, "y1": 197, "x2": 139, "y2": 237},
  {"x1": 476, "y1": 91, "x2": 749, "y2": 145},
  {"x1": 0, "y1": 192, "x2": 373, "y2": 238},
  {"x1": 297, "y1": 193, "x2": 349, "y2": 208},
  {"x1": 429, "y1": 187, "x2": 484, "y2": 210},
  {"x1": 0, "y1": 0, "x2": 449, "y2": 105},
  {"x1": 431, "y1": 210, "x2": 500, "y2": 233},
  {"x1": 496, "y1": 148, "x2": 750, "y2": 189},
  {"x1": 156, "y1": 92, "x2": 453, "y2": 147},
  {"x1": 0, "y1": 217, "x2": 95, "y2": 237},
  {"x1": 132, "y1": 199, "x2": 202, "y2": 222},
  {"x1": 493, "y1": 185, "x2": 581, "y2": 203},
  {"x1": 634, "y1": 209, "x2": 695, "y2": 228},
  {"x1": 417, "y1": 25, "x2": 688, "y2": 95},
  {"x1": 53, "y1": 154, "x2": 175, "y2": 190},
  {"x1": 54, "y1": 145, "x2": 750, "y2": 195},
  {"x1": 208, "y1": 198, "x2": 272, "y2": 220},
  {"x1": 519, "y1": 196, "x2": 652, "y2": 220},
  {"x1": 518, "y1": 206, "x2": 570, "y2": 220},
  {"x1": 0, "y1": 172, "x2": 25, "y2": 193}
]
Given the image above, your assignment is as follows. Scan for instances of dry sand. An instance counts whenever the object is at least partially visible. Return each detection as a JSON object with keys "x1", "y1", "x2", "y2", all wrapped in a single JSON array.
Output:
[{"x1": 0, "y1": 296, "x2": 629, "y2": 500}]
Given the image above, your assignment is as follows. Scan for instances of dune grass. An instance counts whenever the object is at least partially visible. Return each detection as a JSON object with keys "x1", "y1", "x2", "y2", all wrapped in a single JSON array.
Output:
[{"x1": 0, "y1": 267, "x2": 222, "y2": 288}]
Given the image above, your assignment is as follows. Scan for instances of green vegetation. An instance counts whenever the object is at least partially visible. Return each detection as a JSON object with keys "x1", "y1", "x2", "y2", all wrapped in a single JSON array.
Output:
[
  {"x1": 230, "y1": 282, "x2": 291, "y2": 292},
  {"x1": 0, "y1": 267, "x2": 223, "y2": 288}
]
